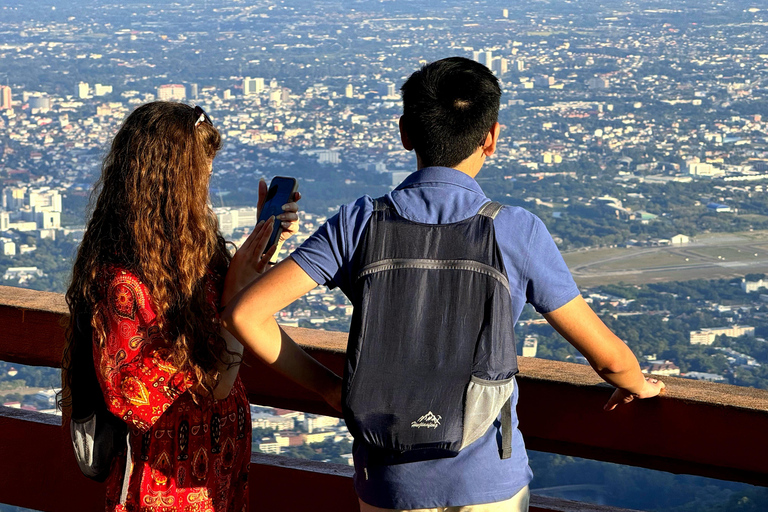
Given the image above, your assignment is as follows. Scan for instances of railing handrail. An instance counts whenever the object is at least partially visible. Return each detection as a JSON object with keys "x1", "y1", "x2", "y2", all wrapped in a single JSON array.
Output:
[{"x1": 1, "y1": 284, "x2": 767, "y2": 499}]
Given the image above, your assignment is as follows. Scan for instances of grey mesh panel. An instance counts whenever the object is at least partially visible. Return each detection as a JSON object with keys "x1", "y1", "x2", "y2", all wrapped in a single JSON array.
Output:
[{"x1": 460, "y1": 376, "x2": 515, "y2": 450}]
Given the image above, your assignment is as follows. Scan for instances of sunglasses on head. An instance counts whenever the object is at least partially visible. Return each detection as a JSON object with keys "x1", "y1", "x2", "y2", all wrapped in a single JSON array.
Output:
[{"x1": 194, "y1": 105, "x2": 213, "y2": 128}]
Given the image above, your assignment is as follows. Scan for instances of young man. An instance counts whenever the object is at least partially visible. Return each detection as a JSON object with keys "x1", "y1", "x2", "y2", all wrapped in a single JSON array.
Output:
[{"x1": 222, "y1": 57, "x2": 664, "y2": 512}]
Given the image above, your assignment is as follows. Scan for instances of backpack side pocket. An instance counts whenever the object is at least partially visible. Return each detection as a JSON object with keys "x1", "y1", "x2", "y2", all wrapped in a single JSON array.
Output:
[{"x1": 461, "y1": 375, "x2": 515, "y2": 450}]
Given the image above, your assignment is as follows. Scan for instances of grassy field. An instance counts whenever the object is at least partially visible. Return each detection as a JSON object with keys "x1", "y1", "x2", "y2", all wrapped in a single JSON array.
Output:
[{"x1": 563, "y1": 230, "x2": 768, "y2": 287}]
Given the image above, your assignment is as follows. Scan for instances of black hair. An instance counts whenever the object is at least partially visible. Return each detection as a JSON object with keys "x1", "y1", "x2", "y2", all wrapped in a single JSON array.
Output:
[{"x1": 400, "y1": 56, "x2": 501, "y2": 168}]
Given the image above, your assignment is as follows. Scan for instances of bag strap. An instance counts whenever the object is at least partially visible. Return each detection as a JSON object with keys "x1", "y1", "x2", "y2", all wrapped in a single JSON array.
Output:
[
  {"x1": 500, "y1": 396, "x2": 512, "y2": 459},
  {"x1": 477, "y1": 201, "x2": 503, "y2": 219},
  {"x1": 372, "y1": 196, "x2": 390, "y2": 213}
]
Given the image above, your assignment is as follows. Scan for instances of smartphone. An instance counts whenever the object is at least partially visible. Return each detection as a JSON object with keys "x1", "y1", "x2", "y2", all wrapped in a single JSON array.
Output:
[{"x1": 257, "y1": 176, "x2": 299, "y2": 254}]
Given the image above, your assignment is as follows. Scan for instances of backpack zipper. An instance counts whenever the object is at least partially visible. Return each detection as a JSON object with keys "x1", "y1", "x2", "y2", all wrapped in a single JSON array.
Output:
[{"x1": 357, "y1": 258, "x2": 510, "y2": 293}]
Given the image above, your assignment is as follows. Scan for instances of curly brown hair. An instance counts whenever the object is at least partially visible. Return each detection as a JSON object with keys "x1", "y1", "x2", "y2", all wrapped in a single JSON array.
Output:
[{"x1": 60, "y1": 101, "x2": 231, "y2": 409}]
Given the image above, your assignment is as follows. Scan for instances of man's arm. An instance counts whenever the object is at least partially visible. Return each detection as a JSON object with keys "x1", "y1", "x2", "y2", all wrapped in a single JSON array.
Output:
[
  {"x1": 220, "y1": 257, "x2": 342, "y2": 410},
  {"x1": 543, "y1": 295, "x2": 665, "y2": 410}
]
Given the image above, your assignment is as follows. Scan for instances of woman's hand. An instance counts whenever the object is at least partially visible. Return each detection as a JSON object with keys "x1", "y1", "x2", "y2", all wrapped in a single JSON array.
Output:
[
  {"x1": 256, "y1": 178, "x2": 301, "y2": 256},
  {"x1": 221, "y1": 219, "x2": 276, "y2": 308}
]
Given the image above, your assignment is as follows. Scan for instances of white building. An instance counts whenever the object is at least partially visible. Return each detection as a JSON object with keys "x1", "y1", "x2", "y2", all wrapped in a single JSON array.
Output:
[
  {"x1": 243, "y1": 77, "x2": 265, "y2": 96},
  {"x1": 641, "y1": 360, "x2": 681, "y2": 376},
  {"x1": 522, "y1": 335, "x2": 538, "y2": 358},
  {"x1": 0, "y1": 238, "x2": 15, "y2": 256},
  {"x1": 76, "y1": 82, "x2": 89, "y2": 99},
  {"x1": 3, "y1": 266, "x2": 44, "y2": 283},
  {"x1": 742, "y1": 278, "x2": 768, "y2": 293},
  {"x1": 671, "y1": 234, "x2": 690, "y2": 245},
  {"x1": 689, "y1": 326, "x2": 755, "y2": 345},
  {"x1": 94, "y1": 84, "x2": 113, "y2": 96},
  {"x1": 156, "y1": 84, "x2": 186, "y2": 101}
]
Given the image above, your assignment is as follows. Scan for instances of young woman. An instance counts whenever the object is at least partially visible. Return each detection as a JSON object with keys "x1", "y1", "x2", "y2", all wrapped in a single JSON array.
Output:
[{"x1": 60, "y1": 101, "x2": 302, "y2": 511}]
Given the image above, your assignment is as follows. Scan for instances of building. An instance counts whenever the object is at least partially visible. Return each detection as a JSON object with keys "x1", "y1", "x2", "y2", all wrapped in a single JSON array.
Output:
[
  {"x1": 522, "y1": 335, "x2": 538, "y2": 358},
  {"x1": 251, "y1": 412, "x2": 295, "y2": 431},
  {"x1": 156, "y1": 84, "x2": 186, "y2": 101},
  {"x1": 706, "y1": 203, "x2": 732, "y2": 213},
  {"x1": 0, "y1": 86, "x2": 12, "y2": 110},
  {"x1": 94, "y1": 84, "x2": 113, "y2": 96},
  {"x1": 671, "y1": 234, "x2": 690, "y2": 245},
  {"x1": 345, "y1": 84, "x2": 353, "y2": 98},
  {"x1": 214, "y1": 207, "x2": 258, "y2": 236},
  {"x1": 76, "y1": 82, "x2": 89, "y2": 99},
  {"x1": 683, "y1": 372, "x2": 726, "y2": 383},
  {"x1": 317, "y1": 150, "x2": 341, "y2": 165},
  {"x1": 587, "y1": 77, "x2": 609, "y2": 90},
  {"x1": 534, "y1": 75, "x2": 555, "y2": 88},
  {"x1": 28, "y1": 96, "x2": 51, "y2": 111},
  {"x1": 3, "y1": 267, "x2": 44, "y2": 283},
  {"x1": 305, "y1": 414, "x2": 340, "y2": 433},
  {"x1": 189, "y1": 83, "x2": 199, "y2": 99},
  {"x1": 642, "y1": 360, "x2": 681, "y2": 377},
  {"x1": 689, "y1": 325, "x2": 755, "y2": 345},
  {"x1": 491, "y1": 57, "x2": 508, "y2": 76},
  {"x1": 303, "y1": 430, "x2": 337, "y2": 445},
  {"x1": 742, "y1": 278, "x2": 768, "y2": 293},
  {"x1": 687, "y1": 161, "x2": 725, "y2": 177},
  {"x1": 0, "y1": 238, "x2": 15, "y2": 256},
  {"x1": 243, "y1": 77, "x2": 264, "y2": 96}
]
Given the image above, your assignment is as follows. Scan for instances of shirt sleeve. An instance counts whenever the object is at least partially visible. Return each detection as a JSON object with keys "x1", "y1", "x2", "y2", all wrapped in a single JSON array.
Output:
[
  {"x1": 290, "y1": 195, "x2": 375, "y2": 294},
  {"x1": 523, "y1": 215, "x2": 581, "y2": 313},
  {"x1": 95, "y1": 270, "x2": 194, "y2": 432}
]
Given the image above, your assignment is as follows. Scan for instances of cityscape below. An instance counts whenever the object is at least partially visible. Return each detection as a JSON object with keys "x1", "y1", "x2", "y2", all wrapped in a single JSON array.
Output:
[{"x1": 1, "y1": 0, "x2": 768, "y2": 510}]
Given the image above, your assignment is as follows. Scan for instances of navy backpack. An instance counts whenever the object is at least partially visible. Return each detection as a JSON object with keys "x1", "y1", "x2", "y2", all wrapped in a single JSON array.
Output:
[{"x1": 343, "y1": 197, "x2": 518, "y2": 463}]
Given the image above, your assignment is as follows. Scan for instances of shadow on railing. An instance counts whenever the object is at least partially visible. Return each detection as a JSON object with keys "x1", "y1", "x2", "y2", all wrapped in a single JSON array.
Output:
[{"x1": 0, "y1": 285, "x2": 766, "y2": 512}]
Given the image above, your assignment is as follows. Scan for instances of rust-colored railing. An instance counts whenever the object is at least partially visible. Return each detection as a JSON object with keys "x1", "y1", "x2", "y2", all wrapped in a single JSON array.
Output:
[{"x1": 1, "y1": 285, "x2": 766, "y2": 512}]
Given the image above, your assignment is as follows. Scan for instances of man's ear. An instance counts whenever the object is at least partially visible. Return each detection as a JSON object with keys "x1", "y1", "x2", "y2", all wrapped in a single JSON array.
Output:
[
  {"x1": 482, "y1": 122, "x2": 501, "y2": 157},
  {"x1": 399, "y1": 116, "x2": 414, "y2": 151}
]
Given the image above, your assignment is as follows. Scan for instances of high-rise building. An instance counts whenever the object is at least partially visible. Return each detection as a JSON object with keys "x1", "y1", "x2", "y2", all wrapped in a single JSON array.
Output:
[
  {"x1": 472, "y1": 50, "x2": 483, "y2": 63},
  {"x1": 28, "y1": 96, "x2": 51, "y2": 111},
  {"x1": 0, "y1": 86, "x2": 11, "y2": 110},
  {"x1": 491, "y1": 58, "x2": 508, "y2": 76},
  {"x1": 484, "y1": 50, "x2": 493, "y2": 67},
  {"x1": 502, "y1": 8, "x2": 509, "y2": 18},
  {"x1": 514, "y1": 59, "x2": 525, "y2": 72},
  {"x1": 387, "y1": 83, "x2": 396, "y2": 97},
  {"x1": 156, "y1": 84, "x2": 186, "y2": 101},
  {"x1": 243, "y1": 77, "x2": 264, "y2": 96},
  {"x1": 76, "y1": 82, "x2": 89, "y2": 99},
  {"x1": 345, "y1": 84, "x2": 354, "y2": 98},
  {"x1": 190, "y1": 83, "x2": 199, "y2": 99},
  {"x1": 94, "y1": 84, "x2": 113, "y2": 96}
]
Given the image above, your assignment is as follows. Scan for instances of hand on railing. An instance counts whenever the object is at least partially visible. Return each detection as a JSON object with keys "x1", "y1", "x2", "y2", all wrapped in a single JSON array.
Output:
[{"x1": 604, "y1": 377, "x2": 666, "y2": 411}]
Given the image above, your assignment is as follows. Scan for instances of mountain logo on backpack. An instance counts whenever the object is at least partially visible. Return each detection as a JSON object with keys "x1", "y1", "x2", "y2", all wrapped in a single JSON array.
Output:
[{"x1": 411, "y1": 412, "x2": 442, "y2": 429}]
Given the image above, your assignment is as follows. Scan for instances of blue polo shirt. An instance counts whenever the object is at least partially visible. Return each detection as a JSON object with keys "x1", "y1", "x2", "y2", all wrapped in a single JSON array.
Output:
[{"x1": 291, "y1": 166, "x2": 580, "y2": 509}]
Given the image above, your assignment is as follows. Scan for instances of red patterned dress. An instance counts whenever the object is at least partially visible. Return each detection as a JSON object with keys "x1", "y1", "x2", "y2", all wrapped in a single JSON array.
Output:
[{"x1": 95, "y1": 268, "x2": 251, "y2": 512}]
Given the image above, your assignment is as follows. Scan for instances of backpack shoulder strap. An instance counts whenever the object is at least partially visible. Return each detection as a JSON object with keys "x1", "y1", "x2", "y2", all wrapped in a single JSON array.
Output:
[
  {"x1": 477, "y1": 201, "x2": 504, "y2": 219},
  {"x1": 372, "y1": 195, "x2": 391, "y2": 213}
]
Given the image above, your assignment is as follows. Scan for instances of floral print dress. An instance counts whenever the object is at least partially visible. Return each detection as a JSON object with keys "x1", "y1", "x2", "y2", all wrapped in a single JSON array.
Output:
[{"x1": 95, "y1": 268, "x2": 251, "y2": 512}]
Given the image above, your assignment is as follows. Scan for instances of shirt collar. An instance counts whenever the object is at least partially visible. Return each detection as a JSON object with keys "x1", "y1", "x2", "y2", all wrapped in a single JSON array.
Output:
[{"x1": 395, "y1": 166, "x2": 484, "y2": 194}]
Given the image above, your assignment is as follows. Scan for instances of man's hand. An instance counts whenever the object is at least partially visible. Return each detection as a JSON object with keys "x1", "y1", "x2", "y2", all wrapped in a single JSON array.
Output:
[{"x1": 604, "y1": 377, "x2": 666, "y2": 411}]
